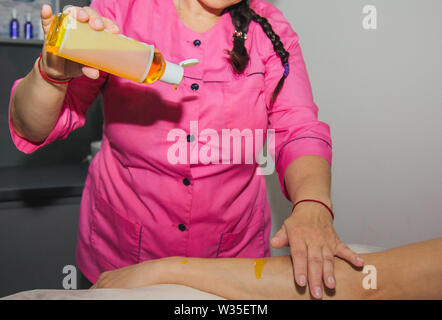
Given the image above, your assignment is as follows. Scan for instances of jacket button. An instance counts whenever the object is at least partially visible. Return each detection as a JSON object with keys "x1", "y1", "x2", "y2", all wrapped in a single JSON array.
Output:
[
  {"x1": 193, "y1": 39, "x2": 201, "y2": 47},
  {"x1": 191, "y1": 83, "x2": 199, "y2": 91},
  {"x1": 187, "y1": 134, "x2": 195, "y2": 143},
  {"x1": 178, "y1": 224, "x2": 186, "y2": 231},
  {"x1": 183, "y1": 178, "x2": 191, "y2": 186}
]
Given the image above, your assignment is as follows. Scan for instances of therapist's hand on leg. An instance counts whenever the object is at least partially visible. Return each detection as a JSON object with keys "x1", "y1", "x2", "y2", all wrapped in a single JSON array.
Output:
[{"x1": 271, "y1": 202, "x2": 365, "y2": 299}]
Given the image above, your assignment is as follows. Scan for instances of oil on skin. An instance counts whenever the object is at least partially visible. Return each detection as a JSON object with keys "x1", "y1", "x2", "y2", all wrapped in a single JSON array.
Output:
[{"x1": 253, "y1": 259, "x2": 267, "y2": 279}]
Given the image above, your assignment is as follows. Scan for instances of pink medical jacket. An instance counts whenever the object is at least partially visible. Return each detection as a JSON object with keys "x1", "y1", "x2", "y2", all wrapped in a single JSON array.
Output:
[{"x1": 8, "y1": 0, "x2": 332, "y2": 282}]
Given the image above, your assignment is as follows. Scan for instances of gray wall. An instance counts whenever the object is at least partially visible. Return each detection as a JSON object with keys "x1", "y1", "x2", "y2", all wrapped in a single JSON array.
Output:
[{"x1": 267, "y1": 0, "x2": 442, "y2": 255}]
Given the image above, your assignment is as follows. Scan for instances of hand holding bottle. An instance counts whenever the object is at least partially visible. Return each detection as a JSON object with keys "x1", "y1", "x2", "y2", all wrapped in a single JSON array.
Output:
[{"x1": 40, "y1": 4, "x2": 120, "y2": 81}]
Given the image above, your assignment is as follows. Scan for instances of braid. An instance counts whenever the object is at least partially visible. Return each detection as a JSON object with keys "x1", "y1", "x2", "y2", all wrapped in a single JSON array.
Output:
[
  {"x1": 226, "y1": 1, "x2": 291, "y2": 106},
  {"x1": 225, "y1": 1, "x2": 252, "y2": 73},
  {"x1": 250, "y1": 8, "x2": 290, "y2": 106}
]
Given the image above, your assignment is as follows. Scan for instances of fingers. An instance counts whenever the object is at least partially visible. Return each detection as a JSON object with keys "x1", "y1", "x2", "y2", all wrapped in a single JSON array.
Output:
[
  {"x1": 289, "y1": 234, "x2": 336, "y2": 298},
  {"x1": 307, "y1": 245, "x2": 323, "y2": 299},
  {"x1": 81, "y1": 66, "x2": 100, "y2": 79},
  {"x1": 335, "y1": 242, "x2": 364, "y2": 267},
  {"x1": 63, "y1": 6, "x2": 120, "y2": 33},
  {"x1": 42, "y1": 5, "x2": 119, "y2": 39},
  {"x1": 40, "y1": 4, "x2": 54, "y2": 35},
  {"x1": 63, "y1": 6, "x2": 103, "y2": 30},
  {"x1": 289, "y1": 238, "x2": 308, "y2": 287},
  {"x1": 40, "y1": 4, "x2": 53, "y2": 21},
  {"x1": 83, "y1": 6, "x2": 119, "y2": 32},
  {"x1": 322, "y1": 247, "x2": 336, "y2": 289},
  {"x1": 103, "y1": 17, "x2": 120, "y2": 34},
  {"x1": 62, "y1": 6, "x2": 87, "y2": 22},
  {"x1": 82, "y1": 7, "x2": 106, "y2": 30},
  {"x1": 270, "y1": 226, "x2": 288, "y2": 249}
]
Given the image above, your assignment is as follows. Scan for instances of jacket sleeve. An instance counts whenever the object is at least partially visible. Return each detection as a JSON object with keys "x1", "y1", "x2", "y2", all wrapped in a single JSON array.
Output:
[
  {"x1": 260, "y1": 4, "x2": 333, "y2": 200},
  {"x1": 9, "y1": 73, "x2": 108, "y2": 154}
]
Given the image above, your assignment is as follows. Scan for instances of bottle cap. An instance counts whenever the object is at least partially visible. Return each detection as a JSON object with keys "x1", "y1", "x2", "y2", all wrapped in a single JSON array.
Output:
[
  {"x1": 12, "y1": 8, "x2": 17, "y2": 19},
  {"x1": 26, "y1": 13, "x2": 31, "y2": 22},
  {"x1": 160, "y1": 59, "x2": 199, "y2": 85}
]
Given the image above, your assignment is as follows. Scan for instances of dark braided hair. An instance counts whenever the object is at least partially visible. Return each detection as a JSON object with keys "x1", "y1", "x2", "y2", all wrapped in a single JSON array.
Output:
[{"x1": 225, "y1": 0, "x2": 290, "y2": 106}]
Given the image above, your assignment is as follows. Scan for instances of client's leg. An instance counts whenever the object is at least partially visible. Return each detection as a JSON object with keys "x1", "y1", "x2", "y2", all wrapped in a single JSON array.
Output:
[
  {"x1": 331, "y1": 238, "x2": 442, "y2": 299},
  {"x1": 152, "y1": 238, "x2": 442, "y2": 299}
]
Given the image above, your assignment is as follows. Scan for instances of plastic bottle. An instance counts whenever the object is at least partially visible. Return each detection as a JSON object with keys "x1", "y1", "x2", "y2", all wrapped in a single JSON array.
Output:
[
  {"x1": 10, "y1": 8, "x2": 19, "y2": 39},
  {"x1": 25, "y1": 13, "x2": 33, "y2": 40},
  {"x1": 46, "y1": 13, "x2": 198, "y2": 86}
]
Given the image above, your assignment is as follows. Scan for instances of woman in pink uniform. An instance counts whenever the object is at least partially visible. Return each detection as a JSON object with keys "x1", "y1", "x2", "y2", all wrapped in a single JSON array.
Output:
[{"x1": 9, "y1": 0, "x2": 363, "y2": 299}]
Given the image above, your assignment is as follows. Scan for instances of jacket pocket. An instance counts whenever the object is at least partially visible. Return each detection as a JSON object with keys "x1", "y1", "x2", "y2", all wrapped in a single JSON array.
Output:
[
  {"x1": 223, "y1": 67, "x2": 267, "y2": 132},
  {"x1": 90, "y1": 194, "x2": 142, "y2": 269},
  {"x1": 216, "y1": 206, "x2": 265, "y2": 258}
]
